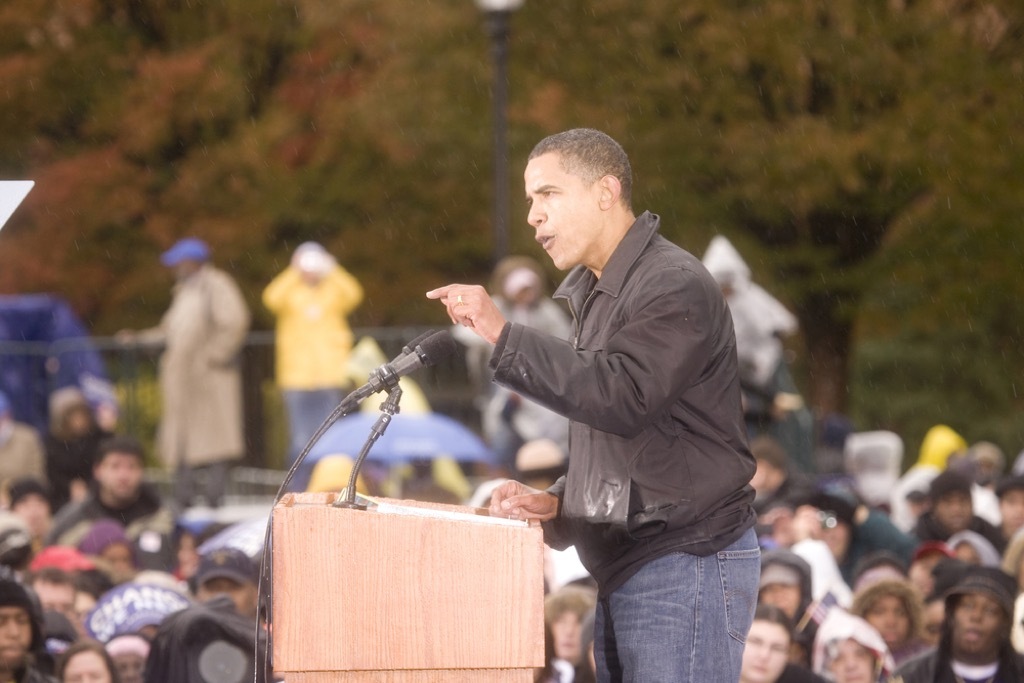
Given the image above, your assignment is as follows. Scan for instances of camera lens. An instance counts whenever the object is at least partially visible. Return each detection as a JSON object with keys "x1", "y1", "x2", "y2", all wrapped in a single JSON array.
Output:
[
  {"x1": 198, "y1": 640, "x2": 249, "y2": 683},
  {"x1": 817, "y1": 510, "x2": 838, "y2": 529}
]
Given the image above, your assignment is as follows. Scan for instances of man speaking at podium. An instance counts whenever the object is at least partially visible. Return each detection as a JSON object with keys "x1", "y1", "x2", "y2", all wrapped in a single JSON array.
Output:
[{"x1": 428, "y1": 128, "x2": 759, "y2": 682}]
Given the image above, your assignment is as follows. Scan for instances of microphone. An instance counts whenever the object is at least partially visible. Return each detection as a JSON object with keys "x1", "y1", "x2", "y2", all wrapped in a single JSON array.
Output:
[
  {"x1": 400, "y1": 329, "x2": 438, "y2": 357},
  {"x1": 332, "y1": 329, "x2": 459, "y2": 510},
  {"x1": 347, "y1": 329, "x2": 458, "y2": 403}
]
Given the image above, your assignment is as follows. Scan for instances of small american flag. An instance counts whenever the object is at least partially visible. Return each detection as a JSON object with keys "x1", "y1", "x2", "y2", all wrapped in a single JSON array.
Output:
[{"x1": 797, "y1": 590, "x2": 839, "y2": 631}]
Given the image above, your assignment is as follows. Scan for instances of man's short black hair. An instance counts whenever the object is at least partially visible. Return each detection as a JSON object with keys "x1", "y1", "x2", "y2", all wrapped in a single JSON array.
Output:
[
  {"x1": 96, "y1": 434, "x2": 146, "y2": 465},
  {"x1": 528, "y1": 128, "x2": 634, "y2": 210}
]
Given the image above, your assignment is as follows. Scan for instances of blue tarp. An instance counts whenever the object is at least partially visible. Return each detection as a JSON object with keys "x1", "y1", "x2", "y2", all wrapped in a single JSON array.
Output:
[{"x1": 0, "y1": 294, "x2": 115, "y2": 433}]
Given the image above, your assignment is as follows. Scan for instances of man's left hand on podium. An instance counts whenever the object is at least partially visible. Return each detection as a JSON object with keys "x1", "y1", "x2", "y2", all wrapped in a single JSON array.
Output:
[{"x1": 489, "y1": 480, "x2": 559, "y2": 522}]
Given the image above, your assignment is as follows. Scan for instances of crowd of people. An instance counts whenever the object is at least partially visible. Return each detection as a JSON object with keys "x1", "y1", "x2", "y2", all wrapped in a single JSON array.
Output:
[
  {"x1": 4, "y1": 126, "x2": 1024, "y2": 683},
  {"x1": 747, "y1": 425, "x2": 1024, "y2": 683},
  {"x1": 5, "y1": 411, "x2": 1024, "y2": 683},
  {"x1": 0, "y1": 427, "x2": 268, "y2": 683},
  {"x1": 0, "y1": 236, "x2": 356, "y2": 683},
  {"x1": 523, "y1": 425, "x2": 1024, "y2": 683},
  {"x1": 431, "y1": 127, "x2": 1024, "y2": 682}
]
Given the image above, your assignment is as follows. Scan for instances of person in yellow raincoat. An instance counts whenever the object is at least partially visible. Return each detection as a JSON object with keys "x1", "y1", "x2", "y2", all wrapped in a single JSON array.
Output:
[
  {"x1": 889, "y1": 424, "x2": 976, "y2": 532},
  {"x1": 263, "y1": 242, "x2": 363, "y2": 466}
]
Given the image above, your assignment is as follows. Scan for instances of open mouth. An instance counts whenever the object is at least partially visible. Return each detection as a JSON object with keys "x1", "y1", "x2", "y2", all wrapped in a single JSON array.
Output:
[{"x1": 961, "y1": 629, "x2": 985, "y2": 645}]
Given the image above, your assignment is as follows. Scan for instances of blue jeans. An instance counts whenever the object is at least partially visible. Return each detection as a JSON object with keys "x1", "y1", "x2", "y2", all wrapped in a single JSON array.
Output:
[
  {"x1": 594, "y1": 527, "x2": 760, "y2": 683},
  {"x1": 283, "y1": 388, "x2": 344, "y2": 467}
]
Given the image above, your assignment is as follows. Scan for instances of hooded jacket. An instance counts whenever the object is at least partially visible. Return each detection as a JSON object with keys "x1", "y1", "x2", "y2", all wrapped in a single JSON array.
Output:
[
  {"x1": 262, "y1": 261, "x2": 364, "y2": 390},
  {"x1": 46, "y1": 482, "x2": 177, "y2": 571},
  {"x1": 0, "y1": 577, "x2": 56, "y2": 683},
  {"x1": 43, "y1": 386, "x2": 111, "y2": 511},
  {"x1": 893, "y1": 566, "x2": 1024, "y2": 683},
  {"x1": 144, "y1": 595, "x2": 268, "y2": 683},
  {"x1": 490, "y1": 212, "x2": 756, "y2": 594},
  {"x1": 851, "y1": 578, "x2": 930, "y2": 667},
  {"x1": 889, "y1": 424, "x2": 969, "y2": 532},
  {"x1": 760, "y1": 549, "x2": 819, "y2": 666},
  {"x1": 701, "y1": 234, "x2": 798, "y2": 390},
  {"x1": 813, "y1": 609, "x2": 894, "y2": 681}
]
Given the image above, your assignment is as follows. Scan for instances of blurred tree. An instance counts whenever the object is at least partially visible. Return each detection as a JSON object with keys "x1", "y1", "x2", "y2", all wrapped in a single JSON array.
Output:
[
  {"x1": 0, "y1": 0, "x2": 499, "y2": 330},
  {"x1": 499, "y1": 1, "x2": 1023, "y2": 452},
  {"x1": 0, "y1": 0, "x2": 1021, "y2": 459}
]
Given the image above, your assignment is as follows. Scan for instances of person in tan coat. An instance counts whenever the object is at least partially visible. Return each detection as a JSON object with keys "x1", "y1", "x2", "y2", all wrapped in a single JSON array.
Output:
[
  {"x1": 0, "y1": 390, "x2": 47, "y2": 497},
  {"x1": 120, "y1": 238, "x2": 250, "y2": 508}
]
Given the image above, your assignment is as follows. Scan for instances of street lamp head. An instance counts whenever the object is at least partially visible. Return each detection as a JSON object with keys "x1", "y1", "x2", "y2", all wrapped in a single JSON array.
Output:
[{"x1": 474, "y1": 0, "x2": 524, "y2": 12}]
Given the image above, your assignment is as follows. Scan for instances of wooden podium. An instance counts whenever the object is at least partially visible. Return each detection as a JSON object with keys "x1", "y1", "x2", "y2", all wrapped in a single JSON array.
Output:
[{"x1": 271, "y1": 492, "x2": 546, "y2": 682}]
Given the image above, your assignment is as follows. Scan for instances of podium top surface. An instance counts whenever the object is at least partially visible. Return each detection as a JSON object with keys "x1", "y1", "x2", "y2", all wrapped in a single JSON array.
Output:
[{"x1": 275, "y1": 491, "x2": 536, "y2": 528}]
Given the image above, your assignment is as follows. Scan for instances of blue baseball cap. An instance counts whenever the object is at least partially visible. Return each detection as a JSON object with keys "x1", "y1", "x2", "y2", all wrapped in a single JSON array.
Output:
[
  {"x1": 160, "y1": 238, "x2": 210, "y2": 267},
  {"x1": 195, "y1": 548, "x2": 258, "y2": 587}
]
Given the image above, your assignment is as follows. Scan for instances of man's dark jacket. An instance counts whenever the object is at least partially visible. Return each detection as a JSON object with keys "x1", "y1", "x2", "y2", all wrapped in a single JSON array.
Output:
[
  {"x1": 46, "y1": 482, "x2": 177, "y2": 571},
  {"x1": 144, "y1": 596, "x2": 269, "y2": 683},
  {"x1": 913, "y1": 510, "x2": 1006, "y2": 555},
  {"x1": 491, "y1": 211, "x2": 756, "y2": 594}
]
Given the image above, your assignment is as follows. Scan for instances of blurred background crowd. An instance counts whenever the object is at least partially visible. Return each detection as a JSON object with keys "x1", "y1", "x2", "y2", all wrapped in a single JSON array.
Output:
[
  {"x1": 0, "y1": 237, "x2": 1022, "y2": 683},
  {"x1": 1, "y1": 2, "x2": 1022, "y2": 682}
]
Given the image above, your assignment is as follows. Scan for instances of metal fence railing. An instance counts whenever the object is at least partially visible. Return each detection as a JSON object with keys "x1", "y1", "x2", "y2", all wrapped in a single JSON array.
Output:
[{"x1": 1, "y1": 327, "x2": 483, "y2": 472}]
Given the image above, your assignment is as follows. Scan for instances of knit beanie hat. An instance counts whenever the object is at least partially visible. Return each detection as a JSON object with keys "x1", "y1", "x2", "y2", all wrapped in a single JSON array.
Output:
[
  {"x1": 944, "y1": 565, "x2": 1018, "y2": 620},
  {"x1": 995, "y1": 473, "x2": 1024, "y2": 499},
  {"x1": 6, "y1": 477, "x2": 51, "y2": 510},
  {"x1": 106, "y1": 634, "x2": 151, "y2": 660},
  {"x1": 928, "y1": 469, "x2": 972, "y2": 502},
  {"x1": 0, "y1": 577, "x2": 44, "y2": 651},
  {"x1": 78, "y1": 519, "x2": 134, "y2": 560}
]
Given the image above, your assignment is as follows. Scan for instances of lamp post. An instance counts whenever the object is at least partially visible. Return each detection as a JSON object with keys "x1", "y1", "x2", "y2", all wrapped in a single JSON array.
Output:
[{"x1": 475, "y1": 0, "x2": 524, "y2": 266}]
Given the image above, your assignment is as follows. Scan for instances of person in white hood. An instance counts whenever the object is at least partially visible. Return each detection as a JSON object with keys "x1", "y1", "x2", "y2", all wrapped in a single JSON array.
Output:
[
  {"x1": 813, "y1": 609, "x2": 894, "y2": 683},
  {"x1": 703, "y1": 235, "x2": 813, "y2": 472},
  {"x1": 702, "y1": 236, "x2": 797, "y2": 389}
]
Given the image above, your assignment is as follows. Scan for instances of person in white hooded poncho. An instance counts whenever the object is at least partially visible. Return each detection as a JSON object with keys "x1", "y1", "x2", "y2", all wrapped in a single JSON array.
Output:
[
  {"x1": 703, "y1": 235, "x2": 815, "y2": 473},
  {"x1": 813, "y1": 609, "x2": 894, "y2": 683}
]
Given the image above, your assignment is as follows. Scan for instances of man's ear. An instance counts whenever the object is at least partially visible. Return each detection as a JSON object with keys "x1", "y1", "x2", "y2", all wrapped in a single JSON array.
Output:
[{"x1": 597, "y1": 175, "x2": 622, "y2": 211}]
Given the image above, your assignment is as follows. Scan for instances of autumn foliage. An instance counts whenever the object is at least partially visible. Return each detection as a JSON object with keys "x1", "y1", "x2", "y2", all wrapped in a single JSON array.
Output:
[{"x1": 1, "y1": 0, "x2": 1022, "y2": 453}]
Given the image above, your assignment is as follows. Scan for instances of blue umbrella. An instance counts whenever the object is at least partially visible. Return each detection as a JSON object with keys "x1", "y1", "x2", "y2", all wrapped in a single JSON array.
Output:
[
  {"x1": 197, "y1": 515, "x2": 270, "y2": 560},
  {"x1": 295, "y1": 411, "x2": 494, "y2": 486}
]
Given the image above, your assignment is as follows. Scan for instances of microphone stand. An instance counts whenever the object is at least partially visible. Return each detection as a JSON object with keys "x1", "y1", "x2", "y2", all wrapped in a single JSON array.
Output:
[
  {"x1": 333, "y1": 385, "x2": 403, "y2": 510},
  {"x1": 259, "y1": 332, "x2": 435, "y2": 681}
]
